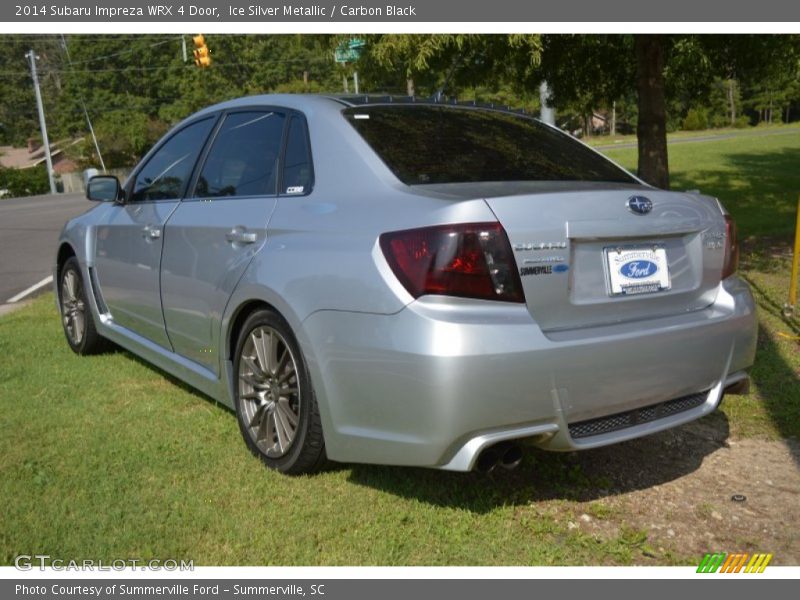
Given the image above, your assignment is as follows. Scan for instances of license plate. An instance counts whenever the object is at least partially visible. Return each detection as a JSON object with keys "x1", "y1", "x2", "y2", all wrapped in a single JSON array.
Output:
[{"x1": 605, "y1": 246, "x2": 670, "y2": 296}]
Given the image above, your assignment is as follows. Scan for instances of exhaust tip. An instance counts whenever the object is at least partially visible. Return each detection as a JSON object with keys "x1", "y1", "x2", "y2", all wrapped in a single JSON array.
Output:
[
  {"x1": 474, "y1": 442, "x2": 524, "y2": 473},
  {"x1": 475, "y1": 448, "x2": 500, "y2": 473},
  {"x1": 499, "y1": 444, "x2": 523, "y2": 470}
]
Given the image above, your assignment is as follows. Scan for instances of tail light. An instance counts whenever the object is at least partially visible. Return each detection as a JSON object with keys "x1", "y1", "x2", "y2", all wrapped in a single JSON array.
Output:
[
  {"x1": 722, "y1": 214, "x2": 739, "y2": 279},
  {"x1": 379, "y1": 222, "x2": 524, "y2": 303}
]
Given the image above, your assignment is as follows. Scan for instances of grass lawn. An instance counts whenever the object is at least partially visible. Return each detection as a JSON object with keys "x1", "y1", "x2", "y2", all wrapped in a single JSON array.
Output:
[{"x1": 0, "y1": 131, "x2": 798, "y2": 567}]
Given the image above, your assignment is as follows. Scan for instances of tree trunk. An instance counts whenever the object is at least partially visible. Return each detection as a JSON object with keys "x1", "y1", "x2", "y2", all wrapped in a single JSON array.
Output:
[
  {"x1": 406, "y1": 77, "x2": 415, "y2": 97},
  {"x1": 611, "y1": 101, "x2": 616, "y2": 137},
  {"x1": 728, "y1": 79, "x2": 736, "y2": 126},
  {"x1": 635, "y1": 35, "x2": 669, "y2": 189}
]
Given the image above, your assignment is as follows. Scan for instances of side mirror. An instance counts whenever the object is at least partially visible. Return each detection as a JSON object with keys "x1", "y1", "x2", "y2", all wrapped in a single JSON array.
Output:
[{"x1": 86, "y1": 175, "x2": 122, "y2": 203}]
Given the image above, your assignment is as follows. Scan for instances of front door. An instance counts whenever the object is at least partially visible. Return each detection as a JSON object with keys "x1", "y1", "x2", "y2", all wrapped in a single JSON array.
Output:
[{"x1": 93, "y1": 117, "x2": 216, "y2": 349}]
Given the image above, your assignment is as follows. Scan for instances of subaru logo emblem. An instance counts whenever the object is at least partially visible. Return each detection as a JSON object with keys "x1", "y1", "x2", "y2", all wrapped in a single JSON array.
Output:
[{"x1": 628, "y1": 196, "x2": 653, "y2": 215}]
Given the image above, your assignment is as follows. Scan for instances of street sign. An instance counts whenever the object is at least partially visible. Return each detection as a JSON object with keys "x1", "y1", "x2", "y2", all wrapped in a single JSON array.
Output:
[{"x1": 335, "y1": 38, "x2": 366, "y2": 63}]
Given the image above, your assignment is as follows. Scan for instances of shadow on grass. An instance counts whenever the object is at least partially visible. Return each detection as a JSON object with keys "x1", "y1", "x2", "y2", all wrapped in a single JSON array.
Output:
[
  {"x1": 670, "y1": 146, "x2": 800, "y2": 240},
  {"x1": 113, "y1": 346, "x2": 234, "y2": 416},
  {"x1": 746, "y1": 318, "x2": 800, "y2": 462},
  {"x1": 345, "y1": 414, "x2": 731, "y2": 513}
]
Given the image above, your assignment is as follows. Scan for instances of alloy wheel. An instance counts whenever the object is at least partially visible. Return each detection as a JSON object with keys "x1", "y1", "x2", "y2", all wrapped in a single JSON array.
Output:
[
  {"x1": 238, "y1": 326, "x2": 301, "y2": 458},
  {"x1": 61, "y1": 268, "x2": 86, "y2": 346}
]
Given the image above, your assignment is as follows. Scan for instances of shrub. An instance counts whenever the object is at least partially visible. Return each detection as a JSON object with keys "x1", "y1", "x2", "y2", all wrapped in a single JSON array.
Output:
[
  {"x1": 682, "y1": 108, "x2": 709, "y2": 131},
  {"x1": 0, "y1": 165, "x2": 50, "y2": 198}
]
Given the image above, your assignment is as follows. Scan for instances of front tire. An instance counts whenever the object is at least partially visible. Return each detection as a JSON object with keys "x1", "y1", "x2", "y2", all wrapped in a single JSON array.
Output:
[
  {"x1": 59, "y1": 257, "x2": 109, "y2": 355},
  {"x1": 233, "y1": 309, "x2": 326, "y2": 475}
]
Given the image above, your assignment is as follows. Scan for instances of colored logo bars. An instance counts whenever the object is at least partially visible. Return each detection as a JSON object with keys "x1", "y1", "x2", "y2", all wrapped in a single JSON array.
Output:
[{"x1": 697, "y1": 552, "x2": 773, "y2": 573}]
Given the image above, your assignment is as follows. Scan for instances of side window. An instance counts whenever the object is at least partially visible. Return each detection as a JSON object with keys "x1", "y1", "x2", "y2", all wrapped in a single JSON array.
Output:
[
  {"x1": 194, "y1": 111, "x2": 285, "y2": 198},
  {"x1": 130, "y1": 118, "x2": 214, "y2": 202},
  {"x1": 281, "y1": 115, "x2": 313, "y2": 195}
]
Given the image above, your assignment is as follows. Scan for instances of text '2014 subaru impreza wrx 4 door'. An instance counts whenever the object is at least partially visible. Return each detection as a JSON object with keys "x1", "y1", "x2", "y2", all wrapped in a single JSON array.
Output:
[{"x1": 56, "y1": 95, "x2": 757, "y2": 474}]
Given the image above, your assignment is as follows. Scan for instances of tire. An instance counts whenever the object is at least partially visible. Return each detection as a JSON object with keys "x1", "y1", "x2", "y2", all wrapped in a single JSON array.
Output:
[
  {"x1": 233, "y1": 308, "x2": 327, "y2": 475},
  {"x1": 59, "y1": 257, "x2": 110, "y2": 355}
]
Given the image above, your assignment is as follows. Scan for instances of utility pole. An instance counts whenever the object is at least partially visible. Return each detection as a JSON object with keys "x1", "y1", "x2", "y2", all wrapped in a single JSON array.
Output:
[
  {"x1": 26, "y1": 49, "x2": 57, "y2": 195},
  {"x1": 353, "y1": 71, "x2": 359, "y2": 94},
  {"x1": 539, "y1": 81, "x2": 555, "y2": 127},
  {"x1": 60, "y1": 35, "x2": 106, "y2": 172}
]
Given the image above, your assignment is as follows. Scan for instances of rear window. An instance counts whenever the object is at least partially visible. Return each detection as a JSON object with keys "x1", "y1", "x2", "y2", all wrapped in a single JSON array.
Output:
[{"x1": 343, "y1": 105, "x2": 636, "y2": 186}]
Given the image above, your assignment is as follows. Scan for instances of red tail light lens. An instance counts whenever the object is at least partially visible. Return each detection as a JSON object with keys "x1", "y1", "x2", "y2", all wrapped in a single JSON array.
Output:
[
  {"x1": 379, "y1": 222, "x2": 525, "y2": 303},
  {"x1": 722, "y1": 214, "x2": 739, "y2": 279}
]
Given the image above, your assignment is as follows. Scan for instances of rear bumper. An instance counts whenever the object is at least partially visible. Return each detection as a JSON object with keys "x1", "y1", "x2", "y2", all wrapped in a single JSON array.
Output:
[{"x1": 302, "y1": 276, "x2": 757, "y2": 471}]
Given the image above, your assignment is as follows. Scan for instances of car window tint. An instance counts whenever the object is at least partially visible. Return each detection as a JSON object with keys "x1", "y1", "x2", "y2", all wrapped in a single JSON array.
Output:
[
  {"x1": 130, "y1": 118, "x2": 214, "y2": 202},
  {"x1": 281, "y1": 116, "x2": 313, "y2": 195},
  {"x1": 195, "y1": 111, "x2": 285, "y2": 198},
  {"x1": 344, "y1": 106, "x2": 637, "y2": 185}
]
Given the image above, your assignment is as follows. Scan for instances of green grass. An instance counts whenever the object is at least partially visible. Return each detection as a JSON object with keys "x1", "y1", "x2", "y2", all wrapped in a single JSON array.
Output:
[
  {"x1": 0, "y1": 297, "x2": 681, "y2": 566},
  {"x1": 1, "y1": 130, "x2": 799, "y2": 566},
  {"x1": 585, "y1": 121, "x2": 800, "y2": 149}
]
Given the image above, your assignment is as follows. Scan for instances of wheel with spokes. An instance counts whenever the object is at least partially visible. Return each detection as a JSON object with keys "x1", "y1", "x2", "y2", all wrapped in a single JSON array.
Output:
[
  {"x1": 233, "y1": 309, "x2": 326, "y2": 474},
  {"x1": 59, "y1": 256, "x2": 108, "y2": 355}
]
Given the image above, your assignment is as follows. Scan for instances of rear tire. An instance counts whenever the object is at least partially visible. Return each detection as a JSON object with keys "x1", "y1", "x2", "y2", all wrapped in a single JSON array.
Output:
[
  {"x1": 59, "y1": 257, "x2": 109, "y2": 355},
  {"x1": 233, "y1": 308, "x2": 327, "y2": 475}
]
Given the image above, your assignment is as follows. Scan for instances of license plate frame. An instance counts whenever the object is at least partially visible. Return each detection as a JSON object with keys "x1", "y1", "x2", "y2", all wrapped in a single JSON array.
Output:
[{"x1": 604, "y1": 245, "x2": 671, "y2": 296}]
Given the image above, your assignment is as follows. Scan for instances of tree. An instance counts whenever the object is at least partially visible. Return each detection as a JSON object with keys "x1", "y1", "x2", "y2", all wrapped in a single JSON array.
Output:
[
  {"x1": 358, "y1": 34, "x2": 542, "y2": 99},
  {"x1": 537, "y1": 34, "x2": 800, "y2": 188}
]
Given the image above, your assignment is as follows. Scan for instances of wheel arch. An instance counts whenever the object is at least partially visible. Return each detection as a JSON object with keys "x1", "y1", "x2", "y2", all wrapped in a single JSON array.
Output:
[
  {"x1": 226, "y1": 299, "x2": 278, "y2": 364},
  {"x1": 56, "y1": 242, "x2": 77, "y2": 279}
]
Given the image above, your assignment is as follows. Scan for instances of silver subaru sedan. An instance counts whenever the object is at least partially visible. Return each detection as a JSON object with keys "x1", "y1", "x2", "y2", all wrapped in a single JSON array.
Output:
[{"x1": 55, "y1": 94, "x2": 757, "y2": 474}]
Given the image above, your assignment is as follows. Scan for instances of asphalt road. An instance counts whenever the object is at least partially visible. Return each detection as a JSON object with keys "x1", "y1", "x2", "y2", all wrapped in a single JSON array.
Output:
[
  {"x1": 0, "y1": 193, "x2": 90, "y2": 304},
  {"x1": 592, "y1": 126, "x2": 800, "y2": 150}
]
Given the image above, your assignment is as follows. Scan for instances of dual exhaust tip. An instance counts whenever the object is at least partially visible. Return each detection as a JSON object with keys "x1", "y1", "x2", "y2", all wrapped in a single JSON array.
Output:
[{"x1": 475, "y1": 441, "x2": 523, "y2": 473}]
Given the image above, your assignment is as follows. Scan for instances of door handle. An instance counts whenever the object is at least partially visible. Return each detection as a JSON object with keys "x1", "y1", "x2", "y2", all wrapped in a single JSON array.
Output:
[
  {"x1": 226, "y1": 228, "x2": 257, "y2": 244},
  {"x1": 142, "y1": 225, "x2": 161, "y2": 239}
]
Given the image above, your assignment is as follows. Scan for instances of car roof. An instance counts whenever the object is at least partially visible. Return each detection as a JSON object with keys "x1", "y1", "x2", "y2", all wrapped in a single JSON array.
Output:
[{"x1": 188, "y1": 93, "x2": 536, "y2": 122}]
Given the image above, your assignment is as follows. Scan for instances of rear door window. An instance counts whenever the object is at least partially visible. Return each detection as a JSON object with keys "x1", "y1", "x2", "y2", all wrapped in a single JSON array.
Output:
[
  {"x1": 344, "y1": 105, "x2": 636, "y2": 185},
  {"x1": 280, "y1": 115, "x2": 314, "y2": 195},
  {"x1": 194, "y1": 111, "x2": 286, "y2": 198}
]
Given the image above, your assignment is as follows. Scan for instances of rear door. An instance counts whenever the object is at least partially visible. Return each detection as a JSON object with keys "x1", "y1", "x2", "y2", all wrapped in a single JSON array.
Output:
[
  {"x1": 93, "y1": 117, "x2": 216, "y2": 348},
  {"x1": 160, "y1": 109, "x2": 312, "y2": 374}
]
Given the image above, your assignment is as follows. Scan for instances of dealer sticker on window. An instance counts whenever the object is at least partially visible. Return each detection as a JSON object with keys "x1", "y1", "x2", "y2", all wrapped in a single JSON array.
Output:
[{"x1": 605, "y1": 246, "x2": 671, "y2": 296}]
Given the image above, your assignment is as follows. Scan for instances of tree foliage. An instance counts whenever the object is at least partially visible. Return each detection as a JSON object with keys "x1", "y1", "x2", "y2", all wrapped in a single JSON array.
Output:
[{"x1": 0, "y1": 33, "x2": 798, "y2": 186}]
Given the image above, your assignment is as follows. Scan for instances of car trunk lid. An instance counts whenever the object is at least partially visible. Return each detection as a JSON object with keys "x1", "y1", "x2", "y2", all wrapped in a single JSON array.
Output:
[{"x1": 476, "y1": 185, "x2": 726, "y2": 331}]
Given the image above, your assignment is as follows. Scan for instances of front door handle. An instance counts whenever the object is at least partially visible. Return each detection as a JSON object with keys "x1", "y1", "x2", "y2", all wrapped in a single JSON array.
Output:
[
  {"x1": 142, "y1": 225, "x2": 161, "y2": 239},
  {"x1": 226, "y1": 228, "x2": 257, "y2": 245}
]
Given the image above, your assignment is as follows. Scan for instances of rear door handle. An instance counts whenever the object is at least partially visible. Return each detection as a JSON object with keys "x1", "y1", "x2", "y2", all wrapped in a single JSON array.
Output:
[
  {"x1": 142, "y1": 225, "x2": 161, "y2": 239},
  {"x1": 226, "y1": 228, "x2": 257, "y2": 244}
]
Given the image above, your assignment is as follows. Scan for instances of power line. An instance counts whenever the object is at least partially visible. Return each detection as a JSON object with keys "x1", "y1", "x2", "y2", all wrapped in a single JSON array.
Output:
[
  {"x1": 60, "y1": 34, "x2": 106, "y2": 171},
  {"x1": 64, "y1": 38, "x2": 178, "y2": 65},
  {"x1": 0, "y1": 56, "x2": 335, "y2": 77}
]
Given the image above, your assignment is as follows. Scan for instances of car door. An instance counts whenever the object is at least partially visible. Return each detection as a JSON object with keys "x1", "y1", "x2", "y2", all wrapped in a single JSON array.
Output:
[
  {"x1": 160, "y1": 109, "x2": 311, "y2": 374},
  {"x1": 93, "y1": 117, "x2": 216, "y2": 349}
]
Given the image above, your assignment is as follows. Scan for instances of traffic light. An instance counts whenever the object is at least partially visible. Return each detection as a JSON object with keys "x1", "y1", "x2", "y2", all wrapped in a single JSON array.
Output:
[{"x1": 193, "y1": 34, "x2": 211, "y2": 68}]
